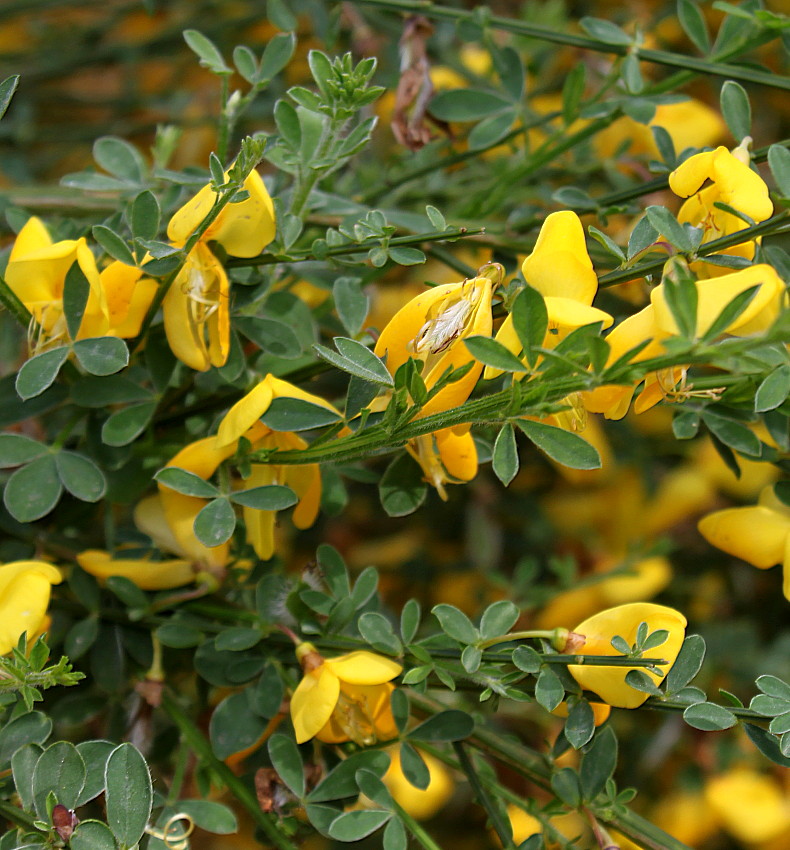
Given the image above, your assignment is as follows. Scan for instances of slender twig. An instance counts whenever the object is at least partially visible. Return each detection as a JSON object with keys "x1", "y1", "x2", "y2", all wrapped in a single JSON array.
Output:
[{"x1": 453, "y1": 741, "x2": 514, "y2": 849}]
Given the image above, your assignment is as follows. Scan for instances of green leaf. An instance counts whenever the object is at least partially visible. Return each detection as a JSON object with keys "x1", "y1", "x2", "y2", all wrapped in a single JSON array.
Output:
[
  {"x1": 682, "y1": 701, "x2": 738, "y2": 731},
  {"x1": 516, "y1": 420, "x2": 601, "y2": 470},
  {"x1": 358, "y1": 612, "x2": 402, "y2": 656},
  {"x1": 535, "y1": 667, "x2": 565, "y2": 712},
  {"x1": 720, "y1": 80, "x2": 751, "y2": 142},
  {"x1": 73, "y1": 337, "x2": 129, "y2": 376},
  {"x1": 93, "y1": 137, "x2": 145, "y2": 183},
  {"x1": 565, "y1": 700, "x2": 596, "y2": 749},
  {"x1": 328, "y1": 810, "x2": 390, "y2": 842},
  {"x1": 580, "y1": 726, "x2": 618, "y2": 801},
  {"x1": 75, "y1": 740, "x2": 115, "y2": 806},
  {"x1": 105, "y1": 576, "x2": 148, "y2": 610},
  {"x1": 268, "y1": 733, "x2": 305, "y2": 798},
  {"x1": 92, "y1": 226, "x2": 135, "y2": 266},
  {"x1": 259, "y1": 31, "x2": 297, "y2": 80},
  {"x1": 579, "y1": 17, "x2": 633, "y2": 45},
  {"x1": 399, "y1": 742, "x2": 430, "y2": 790},
  {"x1": 209, "y1": 692, "x2": 269, "y2": 759},
  {"x1": 130, "y1": 190, "x2": 160, "y2": 242},
  {"x1": 351, "y1": 566, "x2": 379, "y2": 609},
  {"x1": 379, "y1": 453, "x2": 427, "y2": 518},
  {"x1": 0, "y1": 74, "x2": 19, "y2": 121},
  {"x1": 562, "y1": 64, "x2": 586, "y2": 123},
  {"x1": 408, "y1": 710, "x2": 474, "y2": 742},
  {"x1": 314, "y1": 339, "x2": 393, "y2": 387},
  {"x1": 155, "y1": 466, "x2": 219, "y2": 498},
  {"x1": 267, "y1": 0, "x2": 297, "y2": 31},
  {"x1": 355, "y1": 769, "x2": 393, "y2": 808},
  {"x1": 308, "y1": 751, "x2": 391, "y2": 803},
  {"x1": 512, "y1": 645, "x2": 542, "y2": 674},
  {"x1": 11, "y1": 743, "x2": 42, "y2": 811},
  {"x1": 215, "y1": 628, "x2": 261, "y2": 652},
  {"x1": 464, "y1": 335, "x2": 528, "y2": 373},
  {"x1": 233, "y1": 45, "x2": 258, "y2": 82},
  {"x1": 317, "y1": 543, "x2": 351, "y2": 598},
  {"x1": 431, "y1": 604, "x2": 478, "y2": 644},
  {"x1": 510, "y1": 287, "x2": 548, "y2": 369},
  {"x1": 55, "y1": 451, "x2": 106, "y2": 502},
  {"x1": 400, "y1": 599, "x2": 421, "y2": 644},
  {"x1": 70, "y1": 821, "x2": 117, "y2": 850},
  {"x1": 101, "y1": 402, "x2": 157, "y2": 446},
  {"x1": 383, "y1": 817, "x2": 407, "y2": 850},
  {"x1": 32, "y1": 742, "x2": 86, "y2": 815},
  {"x1": 230, "y1": 485, "x2": 297, "y2": 510},
  {"x1": 15, "y1": 347, "x2": 69, "y2": 400},
  {"x1": 193, "y1": 498, "x2": 236, "y2": 547},
  {"x1": 0, "y1": 712, "x2": 52, "y2": 766},
  {"x1": 63, "y1": 261, "x2": 91, "y2": 340},
  {"x1": 665, "y1": 634, "x2": 706, "y2": 694},
  {"x1": 236, "y1": 316, "x2": 303, "y2": 359},
  {"x1": 492, "y1": 423, "x2": 520, "y2": 486},
  {"x1": 755, "y1": 365, "x2": 790, "y2": 413},
  {"x1": 461, "y1": 645, "x2": 482, "y2": 673},
  {"x1": 700, "y1": 285, "x2": 759, "y2": 342},
  {"x1": 333, "y1": 277, "x2": 369, "y2": 336},
  {"x1": 469, "y1": 111, "x2": 517, "y2": 150},
  {"x1": 645, "y1": 205, "x2": 694, "y2": 253},
  {"x1": 261, "y1": 396, "x2": 342, "y2": 431},
  {"x1": 677, "y1": 0, "x2": 711, "y2": 53},
  {"x1": 3, "y1": 454, "x2": 62, "y2": 522},
  {"x1": 429, "y1": 89, "x2": 512, "y2": 122},
  {"x1": 703, "y1": 410, "x2": 761, "y2": 456},
  {"x1": 104, "y1": 743, "x2": 152, "y2": 848},
  {"x1": 155, "y1": 623, "x2": 203, "y2": 648},
  {"x1": 756, "y1": 675, "x2": 790, "y2": 701},
  {"x1": 175, "y1": 800, "x2": 238, "y2": 835},
  {"x1": 768, "y1": 143, "x2": 790, "y2": 197},
  {"x1": 0, "y1": 434, "x2": 47, "y2": 468},
  {"x1": 743, "y1": 723, "x2": 790, "y2": 768},
  {"x1": 183, "y1": 29, "x2": 231, "y2": 75},
  {"x1": 389, "y1": 246, "x2": 426, "y2": 266},
  {"x1": 624, "y1": 670, "x2": 664, "y2": 696},
  {"x1": 479, "y1": 600, "x2": 520, "y2": 641},
  {"x1": 551, "y1": 767, "x2": 582, "y2": 808}
]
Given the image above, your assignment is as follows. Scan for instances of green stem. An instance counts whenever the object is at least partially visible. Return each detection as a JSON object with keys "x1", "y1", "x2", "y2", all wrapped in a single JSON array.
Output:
[
  {"x1": 217, "y1": 75, "x2": 231, "y2": 165},
  {"x1": 226, "y1": 226, "x2": 485, "y2": 267},
  {"x1": 478, "y1": 629, "x2": 564, "y2": 650},
  {"x1": 288, "y1": 117, "x2": 344, "y2": 218},
  {"x1": 0, "y1": 798, "x2": 40, "y2": 832},
  {"x1": 351, "y1": 0, "x2": 790, "y2": 90},
  {"x1": 390, "y1": 799, "x2": 444, "y2": 850},
  {"x1": 160, "y1": 691, "x2": 299, "y2": 850},
  {"x1": 453, "y1": 741, "x2": 515, "y2": 849}
]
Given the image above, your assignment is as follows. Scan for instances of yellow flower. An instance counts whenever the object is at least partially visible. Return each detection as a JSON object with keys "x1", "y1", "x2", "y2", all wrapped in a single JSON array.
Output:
[
  {"x1": 567, "y1": 602, "x2": 687, "y2": 708},
  {"x1": 704, "y1": 768, "x2": 790, "y2": 845},
  {"x1": 76, "y1": 549, "x2": 196, "y2": 591},
  {"x1": 487, "y1": 212, "x2": 613, "y2": 380},
  {"x1": 5, "y1": 217, "x2": 107, "y2": 349},
  {"x1": 406, "y1": 428, "x2": 478, "y2": 502},
  {"x1": 382, "y1": 746, "x2": 454, "y2": 820},
  {"x1": 374, "y1": 269, "x2": 496, "y2": 418},
  {"x1": 290, "y1": 644, "x2": 402, "y2": 745},
  {"x1": 0, "y1": 561, "x2": 62, "y2": 654},
  {"x1": 651, "y1": 263, "x2": 786, "y2": 338},
  {"x1": 215, "y1": 374, "x2": 339, "y2": 559},
  {"x1": 669, "y1": 143, "x2": 773, "y2": 273},
  {"x1": 698, "y1": 485, "x2": 790, "y2": 600},
  {"x1": 96, "y1": 260, "x2": 159, "y2": 339},
  {"x1": 164, "y1": 170, "x2": 276, "y2": 371}
]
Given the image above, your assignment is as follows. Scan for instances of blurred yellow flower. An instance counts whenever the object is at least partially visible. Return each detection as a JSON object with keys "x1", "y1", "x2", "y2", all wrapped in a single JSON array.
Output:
[
  {"x1": 382, "y1": 746, "x2": 454, "y2": 820},
  {"x1": 290, "y1": 644, "x2": 402, "y2": 745},
  {"x1": 705, "y1": 768, "x2": 790, "y2": 845},
  {"x1": 669, "y1": 143, "x2": 773, "y2": 273},
  {"x1": 0, "y1": 560, "x2": 62, "y2": 654},
  {"x1": 567, "y1": 602, "x2": 687, "y2": 708},
  {"x1": 76, "y1": 549, "x2": 196, "y2": 591},
  {"x1": 164, "y1": 169, "x2": 276, "y2": 371},
  {"x1": 406, "y1": 428, "x2": 477, "y2": 502},
  {"x1": 698, "y1": 485, "x2": 790, "y2": 600}
]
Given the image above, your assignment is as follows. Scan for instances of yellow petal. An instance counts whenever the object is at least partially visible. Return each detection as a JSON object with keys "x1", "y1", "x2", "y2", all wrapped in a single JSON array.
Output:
[
  {"x1": 600, "y1": 556, "x2": 673, "y2": 606},
  {"x1": 0, "y1": 560, "x2": 62, "y2": 597},
  {"x1": 705, "y1": 769, "x2": 790, "y2": 845},
  {"x1": 544, "y1": 296, "x2": 613, "y2": 334},
  {"x1": 0, "y1": 571, "x2": 56, "y2": 655},
  {"x1": 711, "y1": 146, "x2": 773, "y2": 222},
  {"x1": 167, "y1": 170, "x2": 276, "y2": 257},
  {"x1": 383, "y1": 746, "x2": 454, "y2": 821},
  {"x1": 522, "y1": 211, "x2": 598, "y2": 305},
  {"x1": 216, "y1": 380, "x2": 274, "y2": 448},
  {"x1": 325, "y1": 650, "x2": 403, "y2": 685},
  {"x1": 9, "y1": 216, "x2": 53, "y2": 258},
  {"x1": 100, "y1": 261, "x2": 158, "y2": 338},
  {"x1": 163, "y1": 243, "x2": 229, "y2": 372},
  {"x1": 436, "y1": 428, "x2": 478, "y2": 482},
  {"x1": 76, "y1": 550, "x2": 195, "y2": 590},
  {"x1": 287, "y1": 464, "x2": 322, "y2": 530},
  {"x1": 133, "y1": 495, "x2": 185, "y2": 557},
  {"x1": 290, "y1": 665, "x2": 340, "y2": 744},
  {"x1": 568, "y1": 603, "x2": 687, "y2": 708},
  {"x1": 241, "y1": 464, "x2": 277, "y2": 560},
  {"x1": 698, "y1": 505, "x2": 790, "y2": 568},
  {"x1": 668, "y1": 148, "x2": 718, "y2": 198}
]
